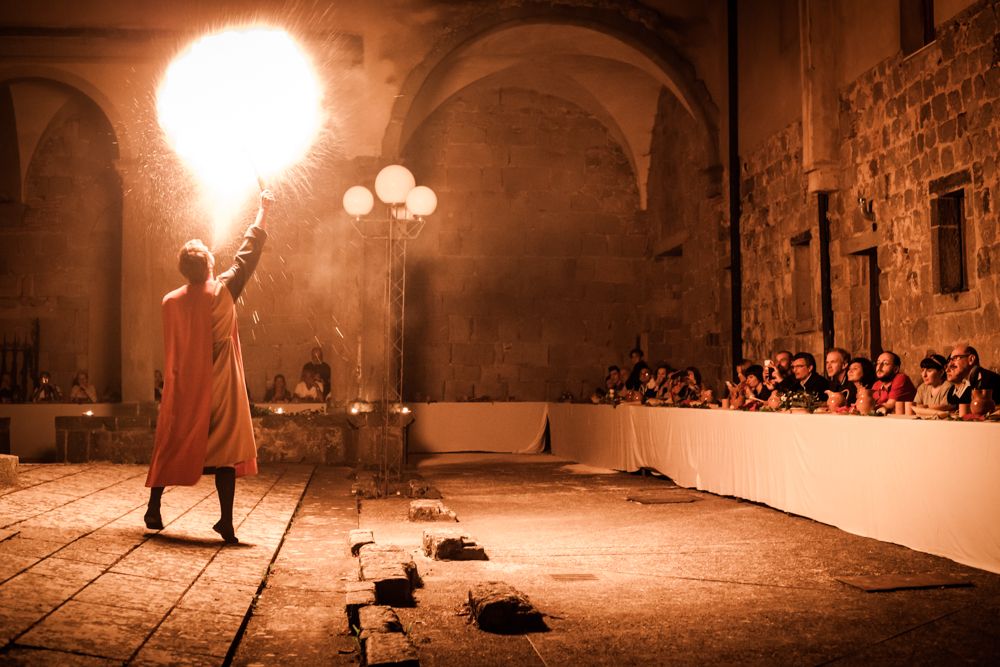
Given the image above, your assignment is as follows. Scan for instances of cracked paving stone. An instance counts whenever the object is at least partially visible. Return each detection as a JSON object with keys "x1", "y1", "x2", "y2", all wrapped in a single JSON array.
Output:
[
  {"x1": 18, "y1": 600, "x2": 163, "y2": 660},
  {"x1": 177, "y1": 577, "x2": 258, "y2": 617},
  {"x1": 0, "y1": 647, "x2": 120, "y2": 666},
  {"x1": 144, "y1": 608, "x2": 244, "y2": 658},
  {"x1": 73, "y1": 572, "x2": 188, "y2": 615}
]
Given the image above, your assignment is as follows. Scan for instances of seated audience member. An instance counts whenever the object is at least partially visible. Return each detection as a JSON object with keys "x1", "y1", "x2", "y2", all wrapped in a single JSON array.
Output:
[
  {"x1": 624, "y1": 348, "x2": 650, "y2": 391},
  {"x1": 31, "y1": 371, "x2": 62, "y2": 403},
  {"x1": 0, "y1": 372, "x2": 15, "y2": 403},
  {"x1": 788, "y1": 352, "x2": 829, "y2": 399},
  {"x1": 825, "y1": 348, "x2": 851, "y2": 394},
  {"x1": 945, "y1": 344, "x2": 1000, "y2": 407},
  {"x1": 69, "y1": 370, "x2": 98, "y2": 404},
  {"x1": 652, "y1": 364, "x2": 671, "y2": 398},
  {"x1": 871, "y1": 351, "x2": 917, "y2": 411},
  {"x1": 293, "y1": 369, "x2": 323, "y2": 402},
  {"x1": 914, "y1": 354, "x2": 952, "y2": 409},
  {"x1": 742, "y1": 364, "x2": 772, "y2": 403},
  {"x1": 301, "y1": 346, "x2": 332, "y2": 401},
  {"x1": 264, "y1": 374, "x2": 293, "y2": 402},
  {"x1": 640, "y1": 367, "x2": 658, "y2": 400},
  {"x1": 677, "y1": 366, "x2": 702, "y2": 402},
  {"x1": 846, "y1": 357, "x2": 876, "y2": 406},
  {"x1": 154, "y1": 369, "x2": 164, "y2": 401},
  {"x1": 764, "y1": 349, "x2": 795, "y2": 392}
]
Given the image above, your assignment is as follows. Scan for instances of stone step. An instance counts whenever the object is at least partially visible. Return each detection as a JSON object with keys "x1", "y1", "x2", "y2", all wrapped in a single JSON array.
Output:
[{"x1": 422, "y1": 528, "x2": 487, "y2": 561}]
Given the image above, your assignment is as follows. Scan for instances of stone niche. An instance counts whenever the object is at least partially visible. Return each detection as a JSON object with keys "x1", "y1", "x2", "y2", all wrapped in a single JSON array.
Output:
[{"x1": 53, "y1": 408, "x2": 357, "y2": 465}]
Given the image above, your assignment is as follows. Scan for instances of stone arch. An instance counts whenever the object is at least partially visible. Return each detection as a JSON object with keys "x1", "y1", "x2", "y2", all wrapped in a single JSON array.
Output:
[{"x1": 382, "y1": 4, "x2": 720, "y2": 208}]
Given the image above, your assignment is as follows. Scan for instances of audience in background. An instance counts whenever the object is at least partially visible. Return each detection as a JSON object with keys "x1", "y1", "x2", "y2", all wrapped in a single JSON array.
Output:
[
  {"x1": 301, "y1": 347, "x2": 331, "y2": 401},
  {"x1": 789, "y1": 352, "x2": 829, "y2": 399},
  {"x1": 264, "y1": 374, "x2": 293, "y2": 402},
  {"x1": 945, "y1": 344, "x2": 1000, "y2": 407},
  {"x1": 624, "y1": 348, "x2": 649, "y2": 391},
  {"x1": 825, "y1": 348, "x2": 851, "y2": 396},
  {"x1": 69, "y1": 370, "x2": 98, "y2": 404},
  {"x1": 293, "y1": 369, "x2": 323, "y2": 402},
  {"x1": 872, "y1": 351, "x2": 917, "y2": 411},
  {"x1": 154, "y1": 369, "x2": 164, "y2": 401},
  {"x1": 31, "y1": 371, "x2": 61, "y2": 403},
  {"x1": 914, "y1": 354, "x2": 951, "y2": 409}
]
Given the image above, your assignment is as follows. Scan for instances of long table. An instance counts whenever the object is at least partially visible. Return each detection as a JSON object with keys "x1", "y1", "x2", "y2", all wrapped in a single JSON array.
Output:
[
  {"x1": 408, "y1": 402, "x2": 549, "y2": 454},
  {"x1": 548, "y1": 404, "x2": 1000, "y2": 575}
]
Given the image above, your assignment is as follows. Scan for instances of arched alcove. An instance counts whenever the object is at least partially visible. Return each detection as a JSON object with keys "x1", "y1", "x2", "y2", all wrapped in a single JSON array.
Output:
[{"x1": 0, "y1": 78, "x2": 122, "y2": 399}]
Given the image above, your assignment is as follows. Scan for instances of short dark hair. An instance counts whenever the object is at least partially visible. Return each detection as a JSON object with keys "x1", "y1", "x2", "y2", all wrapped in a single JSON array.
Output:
[
  {"x1": 745, "y1": 364, "x2": 764, "y2": 383},
  {"x1": 607, "y1": 365, "x2": 620, "y2": 373},
  {"x1": 630, "y1": 348, "x2": 644, "y2": 357},
  {"x1": 792, "y1": 352, "x2": 816, "y2": 369},
  {"x1": 920, "y1": 354, "x2": 947, "y2": 371},
  {"x1": 966, "y1": 345, "x2": 980, "y2": 364},
  {"x1": 178, "y1": 240, "x2": 213, "y2": 283},
  {"x1": 881, "y1": 351, "x2": 901, "y2": 368}
]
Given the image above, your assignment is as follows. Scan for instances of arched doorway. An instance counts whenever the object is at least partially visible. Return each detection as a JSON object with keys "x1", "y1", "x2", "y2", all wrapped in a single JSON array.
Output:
[{"x1": 0, "y1": 78, "x2": 122, "y2": 400}]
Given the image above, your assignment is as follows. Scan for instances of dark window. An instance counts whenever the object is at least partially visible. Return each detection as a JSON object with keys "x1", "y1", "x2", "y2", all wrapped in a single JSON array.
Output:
[
  {"x1": 791, "y1": 230, "x2": 813, "y2": 323},
  {"x1": 900, "y1": 0, "x2": 935, "y2": 56},
  {"x1": 931, "y1": 189, "x2": 966, "y2": 294}
]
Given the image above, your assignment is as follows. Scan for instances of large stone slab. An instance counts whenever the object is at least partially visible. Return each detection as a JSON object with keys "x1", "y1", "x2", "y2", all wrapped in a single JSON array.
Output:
[
  {"x1": 468, "y1": 582, "x2": 546, "y2": 634},
  {"x1": 421, "y1": 529, "x2": 487, "y2": 561},
  {"x1": 0, "y1": 453, "x2": 18, "y2": 485},
  {"x1": 358, "y1": 605, "x2": 403, "y2": 638},
  {"x1": 358, "y1": 544, "x2": 419, "y2": 607},
  {"x1": 364, "y1": 630, "x2": 419, "y2": 666},
  {"x1": 345, "y1": 580, "x2": 376, "y2": 629},
  {"x1": 408, "y1": 499, "x2": 457, "y2": 522},
  {"x1": 349, "y1": 529, "x2": 374, "y2": 556}
]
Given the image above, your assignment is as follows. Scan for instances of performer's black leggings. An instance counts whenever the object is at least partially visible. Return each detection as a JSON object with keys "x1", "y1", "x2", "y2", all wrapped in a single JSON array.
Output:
[{"x1": 147, "y1": 466, "x2": 236, "y2": 527}]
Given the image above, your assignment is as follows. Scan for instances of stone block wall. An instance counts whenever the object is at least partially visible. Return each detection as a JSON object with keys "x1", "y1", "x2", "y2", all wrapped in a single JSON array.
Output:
[
  {"x1": 740, "y1": 0, "x2": 1000, "y2": 370},
  {"x1": 402, "y1": 86, "x2": 648, "y2": 401}
]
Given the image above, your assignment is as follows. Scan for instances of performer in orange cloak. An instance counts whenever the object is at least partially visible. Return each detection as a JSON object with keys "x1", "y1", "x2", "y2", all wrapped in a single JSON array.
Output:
[{"x1": 144, "y1": 189, "x2": 274, "y2": 544}]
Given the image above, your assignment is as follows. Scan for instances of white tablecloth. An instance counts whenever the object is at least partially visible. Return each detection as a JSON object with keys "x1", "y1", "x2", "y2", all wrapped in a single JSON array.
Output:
[
  {"x1": 408, "y1": 402, "x2": 549, "y2": 454},
  {"x1": 549, "y1": 404, "x2": 1000, "y2": 575}
]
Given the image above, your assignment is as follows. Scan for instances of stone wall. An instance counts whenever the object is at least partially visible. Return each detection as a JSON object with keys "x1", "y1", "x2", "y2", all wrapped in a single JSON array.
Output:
[
  {"x1": 646, "y1": 88, "x2": 728, "y2": 384},
  {"x1": 741, "y1": 0, "x2": 1000, "y2": 370},
  {"x1": 402, "y1": 86, "x2": 647, "y2": 401}
]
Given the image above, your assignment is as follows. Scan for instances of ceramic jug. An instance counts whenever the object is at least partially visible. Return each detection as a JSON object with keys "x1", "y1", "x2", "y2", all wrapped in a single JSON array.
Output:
[
  {"x1": 970, "y1": 388, "x2": 995, "y2": 416},
  {"x1": 826, "y1": 389, "x2": 848, "y2": 410},
  {"x1": 855, "y1": 387, "x2": 874, "y2": 415}
]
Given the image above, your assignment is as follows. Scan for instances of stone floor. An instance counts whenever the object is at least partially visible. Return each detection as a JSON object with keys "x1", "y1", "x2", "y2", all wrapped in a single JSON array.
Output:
[{"x1": 0, "y1": 455, "x2": 999, "y2": 665}]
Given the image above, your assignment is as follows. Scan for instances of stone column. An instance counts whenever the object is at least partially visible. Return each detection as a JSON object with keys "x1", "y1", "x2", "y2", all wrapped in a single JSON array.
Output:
[
  {"x1": 799, "y1": 0, "x2": 839, "y2": 193},
  {"x1": 116, "y1": 157, "x2": 156, "y2": 403}
]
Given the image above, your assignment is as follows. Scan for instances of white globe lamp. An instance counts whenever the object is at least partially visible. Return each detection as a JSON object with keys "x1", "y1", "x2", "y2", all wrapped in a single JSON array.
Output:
[
  {"x1": 374, "y1": 164, "x2": 415, "y2": 205},
  {"x1": 406, "y1": 185, "x2": 438, "y2": 218},
  {"x1": 342, "y1": 185, "x2": 374, "y2": 217}
]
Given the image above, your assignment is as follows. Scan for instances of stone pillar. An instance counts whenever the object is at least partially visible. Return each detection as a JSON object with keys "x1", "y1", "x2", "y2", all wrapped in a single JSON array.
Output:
[
  {"x1": 116, "y1": 157, "x2": 156, "y2": 402},
  {"x1": 799, "y1": 0, "x2": 839, "y2": 193}
]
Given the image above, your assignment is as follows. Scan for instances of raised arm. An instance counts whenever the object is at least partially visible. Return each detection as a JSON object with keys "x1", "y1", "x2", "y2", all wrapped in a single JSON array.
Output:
[{"x1": 218, "y1": 190, "x2": 274, "y2": 301}]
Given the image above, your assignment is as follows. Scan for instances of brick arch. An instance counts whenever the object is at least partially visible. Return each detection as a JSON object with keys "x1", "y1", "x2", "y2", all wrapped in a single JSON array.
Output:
[{"x1": 382, "y1": 4, "x2": 720, "y2": 190}]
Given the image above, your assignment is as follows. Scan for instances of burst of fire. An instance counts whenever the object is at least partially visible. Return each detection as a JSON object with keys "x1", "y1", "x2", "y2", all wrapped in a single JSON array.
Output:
[{"x1": 157, "y1": 26, "x2": 323, "y2": 245}]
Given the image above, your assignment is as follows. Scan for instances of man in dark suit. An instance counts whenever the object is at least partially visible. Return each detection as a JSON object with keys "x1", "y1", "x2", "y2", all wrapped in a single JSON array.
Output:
[{"x1": 789, "y1": 352, "x2": 829, "y2": 400}]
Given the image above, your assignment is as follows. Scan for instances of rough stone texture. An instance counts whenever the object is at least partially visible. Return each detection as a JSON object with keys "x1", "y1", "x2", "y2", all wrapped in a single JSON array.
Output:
[
  {"x1": 54, "y1": 416, "x2": 153, "y2": 464},
  {"x1": 358, "y1": 544, "x2": 418, "y2": 607},
  {"x1": 253, "y1": 413, "x2": 352, "y2": 464},
  {"x1": 348, "y1": 529, "x2": 374, "y2": 556},
  {"x1": 742, "y1": 0, "x2": 1000, "y2": 367},
  {"x1": 408, "y1": 499, "x2": 457, "y2": 522},
  {"x1": 352, "y1": 471, "x2": 379, "y2": 498},
  {"x1": 0, "y1": 452, "x2": 17, "y2": 485},
  {"x1": 421, "y1": 528, "x2": 487, "y2": 561},
  {"x1": 467, "y1": 581, "x2": 546, "y2": 634},
  {"x1": 403, "y1": 86, "x2": 648, "y2": 402},
  {"x1": 346, "y1": 581, "x2": 377, "y2": 629},
  {"x1": 358, "y1": 605, "x2": 403, "y2": 638},
  {"x1": 363, "y1": 630, "x2": 419, "y2": 667}
]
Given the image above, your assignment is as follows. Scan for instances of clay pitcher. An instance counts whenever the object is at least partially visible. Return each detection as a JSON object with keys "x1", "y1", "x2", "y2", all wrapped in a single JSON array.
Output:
[
  {"x1": 826, "y1": 389, "x2": 848, "y2": 410},
  {"x1": 970, "y1": 388, "x2": 995, "y2": 416},
  {"x1": 855, "y1": 387, "x2": 874, "y2": 415},
  {"x1": 767, "y1": 392, "x2": 782, "y2": 410}
]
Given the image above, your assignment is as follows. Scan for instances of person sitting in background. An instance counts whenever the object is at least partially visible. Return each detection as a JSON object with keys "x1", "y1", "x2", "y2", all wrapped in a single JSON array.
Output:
[
  {"x1": 742, "y1": 364, "x2": 772, "y2": 403},
  {"x1": 69, "y1": 370, "x2": 98, "y2": 404},
  {"x1": 0, "y1": 373, "x2": 16, "y2": 403},
  {"x1": 301, "y1": 347, "x2": 331, "y2": 401},
  {"x1": 154, "y1": 369, "x2": 164, "y2": 401},
  {"x1": 293, "y1": 369, "x2": 323, "y2": 402},
  {"x1": 788, "y1": 352, "x2": 829, "y2": 399},
  {"x1": 652, "y1": 364, "x2": 671, "y2": 398},
  {"x1": 640, "y1": 367, "x2": 658, "y2": 400},
  {"x1": 825, "y1": 348, "x2": 851, "y2": 395},
  {"x1": 31, "y1": 371, "x2": 62, "y2": 403},
  {"x1": 624, "y1": 348, "x2": 649, "y2": 391},
  {"x1": 945, "y1": 344, "x2": 1000, "y2": 408},
  {"x1": 676, "y1": 366, "x2": 702, "y2": 402},
  {"x1": 914, "y1": 354, "x2": 951, "y2": 410},
  {"x1": 264, "y1": 374, "x2": 293, "y2": 402},
  {"x1": 846, "y1": 357, "x2": 876, "y2": 407},
  {"x1": 871, "y1": 351, "x2": 917, "y2": 411}
]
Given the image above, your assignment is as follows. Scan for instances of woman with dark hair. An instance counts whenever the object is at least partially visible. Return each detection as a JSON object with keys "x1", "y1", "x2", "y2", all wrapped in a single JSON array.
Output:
[
  {"x1": 742, "y1": 364, "x2": 772, "y2": 403},
  {"x1": 677, "y1": 366, "x2": 702, "y2": 402},
  {"x1": 845, "y1": 357, "x2": 876, "y2": 407},
  {"x1": 264, "y1": 374, "x2": 293, "y2": 402},
  {"x1": 914, "y1": 353, "x2": 951, "y2": 409},
  {"x1": 144, "y1": 189, "x2": 274, "y2": 545}
]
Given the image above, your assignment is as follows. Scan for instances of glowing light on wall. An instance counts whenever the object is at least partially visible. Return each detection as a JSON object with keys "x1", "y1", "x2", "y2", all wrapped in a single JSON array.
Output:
[{"x1": 157, "y1": 27, "x2": 323, "y2": 243}]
